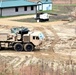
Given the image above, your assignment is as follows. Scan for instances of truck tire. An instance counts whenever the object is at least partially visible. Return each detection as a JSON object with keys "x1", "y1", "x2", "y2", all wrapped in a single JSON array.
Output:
[
  {"x1": 14, "y1": 43, "x2": 23, "y2": 51},
  {"x1": 24, "y1": 43, "x2": 34, "y2": 51}
]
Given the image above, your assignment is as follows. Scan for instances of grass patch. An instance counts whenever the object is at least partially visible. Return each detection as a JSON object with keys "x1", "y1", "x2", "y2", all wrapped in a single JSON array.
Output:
[
  {"x1": 14, "y1": 18, "x2": 37, "y2": 23},
  {"x1": 53, "y1": 4, "x2": 76, "y2": 7},
  {"x1": 0, "y1": 14, "x2": 34, "y2": 18},
  {"x1": 13, "y1": 15, "x2": 70, "y2": 23}
]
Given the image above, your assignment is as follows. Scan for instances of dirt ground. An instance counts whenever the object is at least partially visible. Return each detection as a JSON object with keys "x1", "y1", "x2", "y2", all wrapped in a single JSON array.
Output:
[{"x1": 0, "y1": 14, "x2": 76, "y2": 70}]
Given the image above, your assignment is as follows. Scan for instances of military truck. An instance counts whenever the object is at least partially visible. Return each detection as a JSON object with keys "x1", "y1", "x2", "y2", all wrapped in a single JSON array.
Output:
[{"x1": 0, "y1": 27, "x2": 44, "y2": 51}]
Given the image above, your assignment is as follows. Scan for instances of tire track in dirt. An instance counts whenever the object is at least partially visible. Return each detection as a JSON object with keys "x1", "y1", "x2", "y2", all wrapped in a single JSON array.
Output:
[
  {"x1": 32, "y1": 25, "x2": 60, "y2": 52},
  {"x1": 32, "y1": 25, "x2": 60, "y2": 51},
  {"x1": 9, "y1": 57, "x2": 20, "y2": 66},
  {"x1": 45, "y1": 26, "x2": 60, "y2": 52},
  {"x1": 0, "y1": 49, "x2": 76, "y2": 68},
  {"x1": 34, "y1": 25, "x2": 60, "y2": 52},
  {"x1": 33, "y1": 26, "x2": 53, "y2": 50}
]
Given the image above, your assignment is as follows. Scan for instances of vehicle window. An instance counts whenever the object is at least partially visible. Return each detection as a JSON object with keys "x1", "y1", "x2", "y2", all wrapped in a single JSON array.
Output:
[
  {"x1": 33, "y1": 36, "x2": 35, "y2": 39},
  {"x1": 36, "y1": 36, "x2": 39, "y2": 40}
]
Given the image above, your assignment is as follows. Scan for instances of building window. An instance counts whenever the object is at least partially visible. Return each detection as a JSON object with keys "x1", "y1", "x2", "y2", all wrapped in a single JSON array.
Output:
[
  {"x1": 31, "y1": 6, "x2": 34, "y2": 10},
  {"x1": 15, "y1": 7, "x2": 18, "y2": 12},
  {"x1": 24, "y1": 6, "x2": 27, "y2": 11}
]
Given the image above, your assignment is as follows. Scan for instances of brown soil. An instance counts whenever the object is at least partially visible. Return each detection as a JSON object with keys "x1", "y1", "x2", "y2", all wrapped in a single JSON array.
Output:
[{"x1": 0, "y1": 14, "x2": 76, "y2": 69}]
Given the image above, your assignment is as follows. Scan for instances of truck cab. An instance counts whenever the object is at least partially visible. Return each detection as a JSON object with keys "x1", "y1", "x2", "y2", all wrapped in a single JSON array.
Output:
[
  {"x1": 30, "y1": 31, "x2": 44, "y2": 46},
  {"x1": 22, "y1": 31, "x2": 44, "y2": 51}
]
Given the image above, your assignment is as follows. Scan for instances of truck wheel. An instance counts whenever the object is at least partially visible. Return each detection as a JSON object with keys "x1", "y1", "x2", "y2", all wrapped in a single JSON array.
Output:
[
  {"x1": 24, "y1": 43, "x2": 34, "y2": 51},
  {"x1": 14, "y1": 43, "x2": 23, "y2": 51}
]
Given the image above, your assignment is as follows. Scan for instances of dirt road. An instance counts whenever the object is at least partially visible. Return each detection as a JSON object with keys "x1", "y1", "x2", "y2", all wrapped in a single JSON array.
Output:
[{"x1": 0, "y1": 15, "x2": 68, "y2": 28}]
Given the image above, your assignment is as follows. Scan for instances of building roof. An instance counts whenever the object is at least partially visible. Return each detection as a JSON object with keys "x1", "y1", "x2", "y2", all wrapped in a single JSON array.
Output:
[{"x1": 0, "y1": 0, "x2": 37, "y2": 8}]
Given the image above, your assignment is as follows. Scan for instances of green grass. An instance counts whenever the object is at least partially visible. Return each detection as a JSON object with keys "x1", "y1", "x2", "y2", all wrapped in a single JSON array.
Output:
[
  {"x1": 13, "y1": 14, "x2": 70, "y2": 23},
  {"x1": 53, "y1": 4, "x2": 76, "y2": 6},
  {"x1": 14, "y1": 18, "x2": 37, "y2": 23}
]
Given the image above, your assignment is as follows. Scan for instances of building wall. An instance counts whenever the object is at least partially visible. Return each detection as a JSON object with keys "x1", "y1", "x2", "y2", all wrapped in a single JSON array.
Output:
[
  {"x1": 2, "y1": 6, "x2": 36, "y2": 16},
  {"x1": 37, "y1": 3, "x2": 52, "y2": 11},
  {"x1": 43, "y1": 4, "x2": 52, "y2": 11}
]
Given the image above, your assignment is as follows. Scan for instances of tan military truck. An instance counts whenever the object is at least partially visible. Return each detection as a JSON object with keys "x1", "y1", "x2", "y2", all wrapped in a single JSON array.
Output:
[{"x1": 0, "y1": 27, "x2": 44, "y2": 51}]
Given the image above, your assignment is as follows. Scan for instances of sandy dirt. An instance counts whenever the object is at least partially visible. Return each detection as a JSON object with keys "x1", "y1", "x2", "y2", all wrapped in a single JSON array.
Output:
[
  {"x1": 0, "y1": 15, "x2": 68, "y2": 28},
  {"x1": 0, "y1": 14, "x2": 76, "y2": 68}
]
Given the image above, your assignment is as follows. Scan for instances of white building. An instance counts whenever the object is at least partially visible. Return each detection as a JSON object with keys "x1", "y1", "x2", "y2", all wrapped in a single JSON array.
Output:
[{"x1": 37, "y1": 0, "x2": 52, "y2": 11}]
